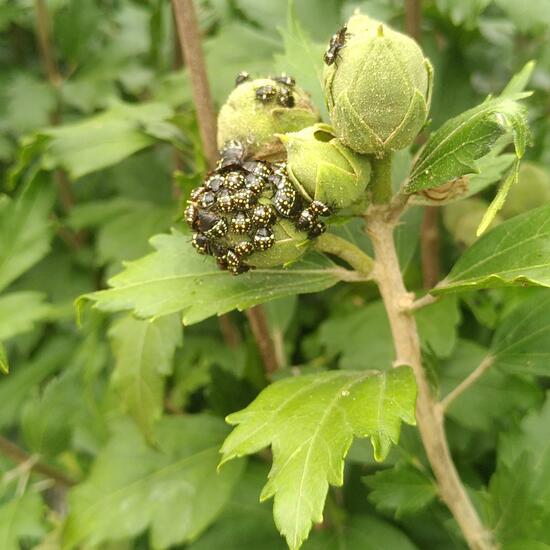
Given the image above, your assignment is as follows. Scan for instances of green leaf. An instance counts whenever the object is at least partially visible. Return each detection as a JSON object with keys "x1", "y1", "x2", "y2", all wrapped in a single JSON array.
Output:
[
  {"x1": 434, "y1": 203, "x2": 550, "y2": 294},
  {"x1": 319, "y1": 297, "x2": 460, "y2": 370},
  {"x1": 0, "y1": 174, "x2": 55, "y2": 293},
  {"x1": 365, "y1": 464, "x2": 437, "y2": 517},
  {"x1": 436, "y1": 0, "x2": 491, "y2": 28},
  {"x1": 405, "y1": 95, "x2": 529, "y2": 194},
  {"x1": 220, "y1": 367, "x2": 417, "y2": 549},
  {"x1": 275, "y1": 2, "x2": 326, "y2": 119},
  {"x1": 491, "y1": 291, "x2": 550, "y2": 376},
  {"x1": 0, "y1": 337, "x2": 74, "y2": 430},
  {"x1": 0, "y1": 291, "x2": 51, "y2": 341},
  {"x1": 2, "y1": 73, "x2": 56, "y2": 135},
  {"x1": 501, "y1": 61, "x2": 536, "y2": 97},
  {"x1": 439, "y1": 340, "x2": 542, "y2": 432},
  {"x1": 487, "y1": 394, "x2": 550, "y2": 546},
  {"x1": 80, "y1": 231, "x2": 347, "y2": 325},
  {"x1": 63, "y1": 415, "x2": 244, "y2": 549},
  {"x1": 494, "y1": 0, "x2": 550, "y2": 32},
  {"x1": 0, "y1": 493, "x2": 45, "y2": 550},
  {"x1": 14, "y1": 102, "x2": 176, "y2": 181},
  {"x1": 109, "y1": 314, "x2": 182, "y2": 441},
  {"x1": 476, "y1": 159, "x2": 520, "y2": 236},
  {"x1": 0, "y1": 342, "x2": 7, "y2": 375}
]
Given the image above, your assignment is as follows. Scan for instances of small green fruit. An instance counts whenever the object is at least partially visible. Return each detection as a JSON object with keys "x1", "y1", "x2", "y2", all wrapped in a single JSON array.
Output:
[
  {"x1": 217, "y1": 78, "x2": 319, "y2": 159},
  {"x1": 323, "y1": 14, "x2": 433, "y2": 157},
  {"x1": 279, "y1": 124, "x2": 371, "y2": 209}
]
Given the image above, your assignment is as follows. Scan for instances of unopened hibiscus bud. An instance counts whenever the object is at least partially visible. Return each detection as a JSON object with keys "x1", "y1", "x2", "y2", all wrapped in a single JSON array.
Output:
[
  {"x1": 323, "y1": 14, "x2": 433, "y2": 157},
  {"x1": 217, "y1": 77, "x2": 319, "y2": 159},
  {"x1": 246, "y1": 219, "x2": 310, "y2": 268},
  {"x1": 279, "y1": 124, "x2": 371, "y2": 209}
]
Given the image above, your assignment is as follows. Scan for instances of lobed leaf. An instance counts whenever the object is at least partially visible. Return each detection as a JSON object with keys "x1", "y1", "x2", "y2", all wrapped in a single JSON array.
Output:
[
  {"x1": 220, "y1": 367, "x2": 417, "y2": 549},
  {"x1": 63, "y1": 416, "x2": 244, "y2": 549},
  {"x1": 365, "y1": 464, "x2": 437, "y2": 517},
  {"x1": 80, "y1": 230, "x2": 349, "y2": 325},
  {"x1": 434, "y1": 203, "x2": 550, "y2": 294},
  {"x1": 109, "y1": 314, "x2": 182, "y2": 441}
]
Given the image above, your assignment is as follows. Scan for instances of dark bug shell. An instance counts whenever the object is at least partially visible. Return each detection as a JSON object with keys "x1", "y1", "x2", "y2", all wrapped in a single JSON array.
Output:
[
  {"x1": 228, "y1": 262, "x2": 251, "y2": 275},
  {"x1": 324, "y1": 25, "x2": 348, "y2": 66},
  {"x1": 192, "y1": 232, "x2": 210, "y2": 254},
  {"x1": 243, "y1": 160, "x2": 271, "y2": 178},
  {"x1": 268, "y1": 172, "x2": 290, "y2": 191},
  {"x1": 252, "y1": 204, "x2": 277, "y2": 227},
  {"x1": 224, "y1": 171, "x2": 245, "y2": 191},
  {"x1": 205, "y1": 218, "x2": 228, "y2": 239},
  {"x1": 296, "y1": 208, "x2": 316, "y2": 231},
  {"x1": 273, "y1": 73, "x2": 295, "y2": 87},
  {"x1": 234, "y1": 240, "x2": 255, "y2": 258},
  {"x1": 230, "y1": 212, "x2": 252, "y2": 234},
  {"x1": 277, "y1": 87, "x2": 295, "y2": 108},
  {"x1": 253, "y1": 227, "x2": 275, "y2": 250},
  {"x1": 309, "y1": 200, "x2": 331, "y2": 217},
  {"x1": 233, "y1": 188, "x2": 256, "y2": 210},
  {"x1": 274, "y1": 187, "x2": 300, "y2": 218},
  {"x1": 235, "y1": 71, "x2": 250, "y2": 86},
  {"x1": 184, "y1": 203, "x2": 199, "y2": 229},
  {"x1": 197, "y1": 209, "x2": 220, "y2": 231},
  {"x1": 218, "y1": 140, "x2": 245, "y2": 171},
  {"x1": 205, "y1": 174, "x2": 224, "y2": 192},
  {"x1": 226, "y1": 250, "x2": 241, "y2": 268},
  {"x1": 255, "y1": 85, "x2": 277, "y2": 103},
  {"x1": 190, "y1": 186, "x2": 206, "y2": 202},
  {"x1": 308, "y1": 221, "x2": 326, "y2": 239},
  {"x1": 216, "y1": 189, "x2": 234, "y2": 213},
  {"x1": 200, "y1": 191, "x2": 216, "y2": 209},
  {"x1": 244, "y1": 173, "x2": 266, "y2": 196}
]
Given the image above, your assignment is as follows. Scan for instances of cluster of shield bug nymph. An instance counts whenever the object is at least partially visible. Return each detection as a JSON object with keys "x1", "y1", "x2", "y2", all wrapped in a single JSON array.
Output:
[{"x1": 185, "y1": 140, "x2": 331, "y2": 275}]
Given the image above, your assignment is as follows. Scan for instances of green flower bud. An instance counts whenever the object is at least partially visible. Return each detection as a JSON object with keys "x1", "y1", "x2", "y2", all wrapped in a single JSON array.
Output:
[
  {"x1": 500, "y1": 162, "x2": 550, "y2": 219},
  {"x1": 443, "y1": 198, "x2": 502, "y2": 247},
  {"x1": 217, "y1": 78, "x2": 319, "y2": 159},
  {"x1": 247, "y1": 219, "x2": 310, "y2": 268},
  {"x1": 323, "y1": 14, "x2": 433, "y2": 157},
  {"x1": 279, "y1": 124, "x2": 371, "y2": 209}
]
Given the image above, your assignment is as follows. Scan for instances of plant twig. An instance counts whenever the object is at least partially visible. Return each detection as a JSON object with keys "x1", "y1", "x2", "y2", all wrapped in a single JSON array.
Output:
[
  {"x1": 172, "y1": 0, "x2": 218, "y2": 167},
  {"x1": 314, "y1": 233, "x2": 375, "y2": 276},
  {"x1": 440, "y1": 356, "x2": 494, "y2": 412},
  {"x1": 371, "y1": 156, "x2": 393, "y2": 204},
  {"x1": 408, "y1": 292, "x2": 439, "y2": 312},
  {"x1": 367, "y1": 169, "x2": 495, "y2": 550},
  {"x1": 0, "y1": 435, "x2": 76, "y2": 488},
  {"x1": 420, "y1": 206, "x2": 441, "y2": 288},
  {"x1": 405, "y1": 0, "x2": 422, "y2": 42},
  {"x1": 245, "y1": 306, "x2": 280, "y2": 376}
]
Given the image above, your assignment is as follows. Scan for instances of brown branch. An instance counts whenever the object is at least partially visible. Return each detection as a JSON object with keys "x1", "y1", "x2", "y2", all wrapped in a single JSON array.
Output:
[
  {"x1": 245, "y1": 306, "x2": 280, "y2": 376},
  {"x1": 404, "y1": 1, "x2": 442, "y2": 289},
  {"x1": 172, "y1": 0, "x2": 218, "y2": 167},
  {"x1": 34, "y1": 0, "x2": 62, "y2": 87},
  {"x1": 440, "y1": 356, "x2": 494, "y2": 412},
  {"x1": 368, "y1": 212, "x2": 496, "y2": 550},
  {"x1": 420, "y1": 206, "x2": 441, "y2": 288},
  {"x1": 405, "y1": 0, "x2": 422, "y2": 42},
  {"x1": 34, "y1": 0, "x2": 79, "y2": 219},
  {"x1": 0, "y1": 435, "x2": 76, "y2": 488}
]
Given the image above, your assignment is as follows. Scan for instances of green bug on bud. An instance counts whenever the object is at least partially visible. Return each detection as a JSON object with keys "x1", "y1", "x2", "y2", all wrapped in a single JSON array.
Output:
[
  {"x1": 323, "y1": 14, "x2": 433, "y2": 157},
  {"x1": 279, "y1": 124, "x2": 371, "y2": 209}
]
